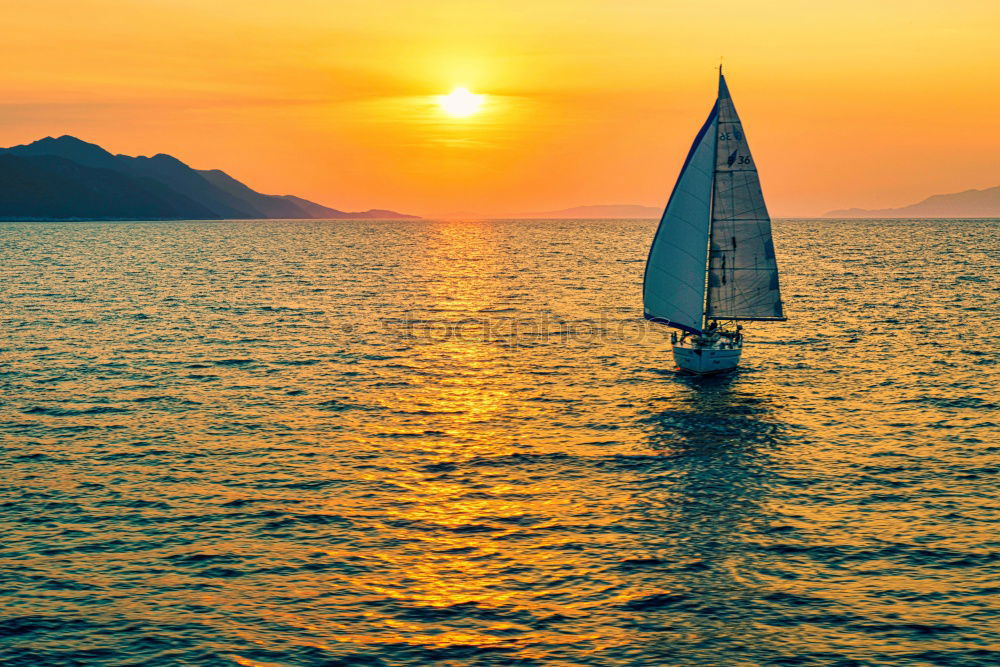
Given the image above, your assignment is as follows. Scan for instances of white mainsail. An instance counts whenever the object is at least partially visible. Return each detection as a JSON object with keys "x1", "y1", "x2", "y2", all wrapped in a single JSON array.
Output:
[
  {"x1": 642, "y1": 104, "x2": 719, "y2": 333},
  {"x1": 706, "y1": 75, "x2": 785, "y2": 321},
  {"x1": 644, "y1": 71, "x2": 785, "y2": 334}
]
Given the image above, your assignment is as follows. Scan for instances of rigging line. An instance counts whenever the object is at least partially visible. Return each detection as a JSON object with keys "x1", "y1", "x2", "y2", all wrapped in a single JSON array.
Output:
[{"x1": 702, "y1": 112, "x2": 720, "y2": 331}]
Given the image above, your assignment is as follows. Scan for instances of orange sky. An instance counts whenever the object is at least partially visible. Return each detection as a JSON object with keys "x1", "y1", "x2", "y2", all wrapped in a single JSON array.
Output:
[{"x1": 1, "y1": 0, "x2": 997, "y2": 216}]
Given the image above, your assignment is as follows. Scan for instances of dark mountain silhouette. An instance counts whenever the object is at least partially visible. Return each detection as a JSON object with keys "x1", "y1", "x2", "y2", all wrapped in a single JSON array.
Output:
[
  {"x1": 824, "y1": 186, "x2": 1000, "y2": 218},
  {"x1": 0, "y1": 135, "x2": 418, "y2": 220},
  {"x1": 278, "y1": 194, "x2": 345, "y2": 218},
  {"x1": 4, "y1": 135, "x2": 121, "y2": 169},
  {"x1": 124, "y1": 154, "x2": 256, "y2": 218},
  {"x1": 0, "y1": 154, "x2": 217, "y2": 220},
  {"x1": 198, "y1": 169, "x2": 313, "y2": 218},
  {"x1": 196, "y1": 171, "x2": 393, "y2": 219}
]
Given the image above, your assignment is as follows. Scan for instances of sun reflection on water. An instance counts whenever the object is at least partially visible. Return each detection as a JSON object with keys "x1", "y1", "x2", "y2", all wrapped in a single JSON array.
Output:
[{"x1": 1, "y1": 220, "x2": 998, "y2": 664}]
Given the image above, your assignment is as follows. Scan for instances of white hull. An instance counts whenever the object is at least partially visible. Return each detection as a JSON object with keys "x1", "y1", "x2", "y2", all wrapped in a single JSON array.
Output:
[{"x1": 672, "y1": 339, "x2": 742, "y2": 374}]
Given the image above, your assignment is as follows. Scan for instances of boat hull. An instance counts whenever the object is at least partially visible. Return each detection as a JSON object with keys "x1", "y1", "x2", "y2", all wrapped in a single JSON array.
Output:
[{"x1": 672, "y1": 342, "x2": 742, "y2": 375}]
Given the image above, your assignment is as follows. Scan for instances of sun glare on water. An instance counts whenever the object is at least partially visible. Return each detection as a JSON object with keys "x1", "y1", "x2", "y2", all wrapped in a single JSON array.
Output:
[{"x1": 437, "y1": 87, "x2": 484, "y2": 118}]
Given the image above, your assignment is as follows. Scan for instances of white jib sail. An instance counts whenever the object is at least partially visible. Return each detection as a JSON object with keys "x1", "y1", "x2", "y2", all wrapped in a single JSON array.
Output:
[
  {"x1": 643, "y1": 104, "x2": 719, "y2": 333},
  {"x1": 706, "y1": 75, "x2": 785, "y2": 321}
]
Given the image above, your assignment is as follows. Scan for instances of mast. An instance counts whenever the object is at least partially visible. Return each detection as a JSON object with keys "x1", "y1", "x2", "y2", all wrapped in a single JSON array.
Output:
[{"x1": 701, "y1": 67, "x2": 723, "y2": 331}]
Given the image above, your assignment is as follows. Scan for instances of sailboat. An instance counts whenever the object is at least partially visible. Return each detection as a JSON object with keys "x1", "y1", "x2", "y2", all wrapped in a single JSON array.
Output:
[{"x1": 643, "y1": 69, "x2": 786, "y2": 374}]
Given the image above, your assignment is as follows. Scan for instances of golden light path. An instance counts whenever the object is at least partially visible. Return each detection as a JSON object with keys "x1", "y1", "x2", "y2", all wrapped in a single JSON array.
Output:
[{"x1": 437, "y1": 87, "x2": 485, "y2": 118}]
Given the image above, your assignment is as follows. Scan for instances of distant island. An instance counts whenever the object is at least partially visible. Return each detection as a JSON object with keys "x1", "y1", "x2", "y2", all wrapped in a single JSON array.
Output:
[
  {"x1": 0, "y1": 135, "x2": 418, "y2": 221},
  {"x1": 519, "y1": 204, "x2": 662, "y2": 219},
  {"x1": 824, "y1": 186, "x2": 999, "y2": 218}
]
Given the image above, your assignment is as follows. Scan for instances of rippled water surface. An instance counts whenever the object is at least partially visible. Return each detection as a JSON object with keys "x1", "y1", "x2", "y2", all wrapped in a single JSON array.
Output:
[{"x1": 1, "y1": 218, "x2": 998, "y2": 666}]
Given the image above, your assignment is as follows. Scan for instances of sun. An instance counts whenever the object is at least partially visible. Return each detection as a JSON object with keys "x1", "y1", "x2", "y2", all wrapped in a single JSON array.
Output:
[{"x1": 437, "y1": 87, "x2": 484, "y2": 118}]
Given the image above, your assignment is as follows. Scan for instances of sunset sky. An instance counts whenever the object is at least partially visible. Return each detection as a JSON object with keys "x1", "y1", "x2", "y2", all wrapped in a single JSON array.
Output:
[{"x1": 1, "y1": 0, "x2": 997, "y2": 217}]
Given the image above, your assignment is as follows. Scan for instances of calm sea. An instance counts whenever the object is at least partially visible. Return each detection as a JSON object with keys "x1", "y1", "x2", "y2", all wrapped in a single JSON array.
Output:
[{"x1": 1, "y1": 219, "x2": 998, "y2": 666}]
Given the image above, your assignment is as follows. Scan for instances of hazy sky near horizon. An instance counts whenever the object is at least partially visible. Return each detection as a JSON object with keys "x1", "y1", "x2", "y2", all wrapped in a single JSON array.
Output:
[{"x1": 1, "y1": 0, "x2": 997, "y2": 216}]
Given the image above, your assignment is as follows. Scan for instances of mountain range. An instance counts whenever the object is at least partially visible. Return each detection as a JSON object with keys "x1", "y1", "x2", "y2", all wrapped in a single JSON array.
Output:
[
  {"x1": 521, "y1": 187, "x2": 1000, "y2": 220},
  {"x1": 0, "y1": 136, "x2": 417, "y2": 221},
  {"x1": 519, "y1": 204, "x2": 662, "y2": 219},
  {"x1": 824, "y1": 186, "x2": 999, "y2": 218}
]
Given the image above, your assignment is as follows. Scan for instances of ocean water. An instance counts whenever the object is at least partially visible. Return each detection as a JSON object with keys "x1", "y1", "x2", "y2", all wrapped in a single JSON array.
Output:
[{"x1": 0, "y1": 218, "x2": 998, "y2": 666}]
